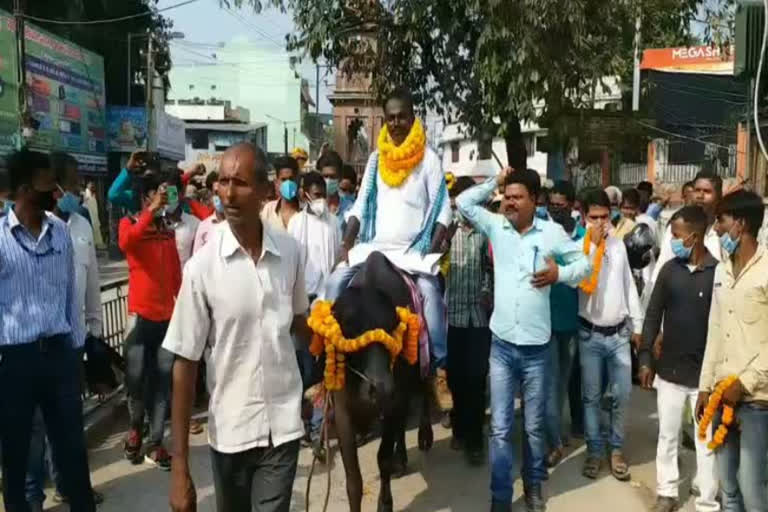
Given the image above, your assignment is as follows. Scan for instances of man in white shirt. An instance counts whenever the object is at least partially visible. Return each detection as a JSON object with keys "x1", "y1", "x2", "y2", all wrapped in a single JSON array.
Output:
[
  {"x1": 292, "y1": 171, "x2": 342, "y2": 300},
  {"x1": 165, "y1": 143, "x2": 310, "y2": 512},
  {"x1": 325, "y1": 88, "x2": 452, "y2": 405},
  {"x1": 174, "y1": 210, "x2": 200, "y2": 268},
  {"x1": 26, "y1": 152, "x2": 103, "y2": 510},
  {"x1": 577, "y1": 189, "x2": 643, "y2": 483}
]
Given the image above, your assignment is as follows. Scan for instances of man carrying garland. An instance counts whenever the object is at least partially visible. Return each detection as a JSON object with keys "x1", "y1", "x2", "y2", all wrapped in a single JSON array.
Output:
[{"x1": 325, "y1": 87, "x2": 452, "y2": 407}]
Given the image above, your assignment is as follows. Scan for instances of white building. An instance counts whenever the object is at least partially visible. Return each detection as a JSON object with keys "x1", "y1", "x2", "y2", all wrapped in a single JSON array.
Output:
[
  {"x1": 436, "y1": 76, "x2": 623, "y2": 180},
  {"x1": 165, "y1": 99, "x2": 267, "y2": 172}
]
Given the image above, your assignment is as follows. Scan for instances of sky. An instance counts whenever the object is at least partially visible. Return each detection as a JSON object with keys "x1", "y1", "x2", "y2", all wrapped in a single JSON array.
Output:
[{"x1": 156, "y1": 0, "x2": 334, "y2": 114}]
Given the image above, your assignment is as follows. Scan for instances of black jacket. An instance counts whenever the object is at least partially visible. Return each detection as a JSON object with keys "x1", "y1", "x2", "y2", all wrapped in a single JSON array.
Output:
[{"x1": 639, "y1": 253, "x2": 718, "y2": 388}]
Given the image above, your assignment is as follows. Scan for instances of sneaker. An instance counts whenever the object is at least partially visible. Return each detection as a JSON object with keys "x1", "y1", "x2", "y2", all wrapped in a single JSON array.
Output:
[
  {"x1": 432, "y1": 369, "x2": 453, "y2": 411},
  {"x1": 653, "y1": 496, "x2": 679, "y2": 512},
  {"x1": 124, "y1": 429, "x2": 142, "y2": 464},
  {"x1": 145, "y1": 445, "x2": 172, "y2": 471}
]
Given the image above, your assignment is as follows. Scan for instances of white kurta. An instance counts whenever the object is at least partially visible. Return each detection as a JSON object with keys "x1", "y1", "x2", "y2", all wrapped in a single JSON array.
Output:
[
  {"x1": 175, "y1": 212, "x2": 201, "y2": 270},
  {"x1": 287, "y1": 209, "x2": 342, "y2": 298},
  {"x1": 346, "y1": 148, "x2": 451, "y2": 275}
]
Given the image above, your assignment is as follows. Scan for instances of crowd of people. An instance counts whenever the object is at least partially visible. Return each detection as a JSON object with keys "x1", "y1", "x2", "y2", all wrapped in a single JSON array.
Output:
[{"x1": 0, "y1": 85, "x2": 766, "y2": 512}]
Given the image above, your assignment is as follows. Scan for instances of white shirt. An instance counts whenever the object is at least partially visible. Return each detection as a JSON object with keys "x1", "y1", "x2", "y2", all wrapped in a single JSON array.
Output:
[
  {"x1": 63, "y1": 212, "x2": 102, "y2": 340},
  {"x1": 287, "y1": 208, "x2": 341, "y2": 299},
  {"x1": 162, "y1": 223, "x2": 309, "y2": 453},
  {"x1": 192, "y1": 214, "x2": 224, "y2": 255},
  {"x1": 579, "y1": 236, "x2": 644, "y2": 335},
  {"x1": 174, "y1": 212, "x2": 200, "y2": 269},
  {"x1": 346, "y1": 148, "x2": 452, "y2": 275}
]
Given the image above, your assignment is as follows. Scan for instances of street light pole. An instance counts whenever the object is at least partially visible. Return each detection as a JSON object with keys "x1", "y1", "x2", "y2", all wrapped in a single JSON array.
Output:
[{"x1": 127, "y1": 33, "x2": 132, "y2": 106}]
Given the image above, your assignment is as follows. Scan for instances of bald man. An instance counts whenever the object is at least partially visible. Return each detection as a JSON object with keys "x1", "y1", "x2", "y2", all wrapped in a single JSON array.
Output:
[{"x1": 164, "y1": 143, "x2": 311, "y2": 512}]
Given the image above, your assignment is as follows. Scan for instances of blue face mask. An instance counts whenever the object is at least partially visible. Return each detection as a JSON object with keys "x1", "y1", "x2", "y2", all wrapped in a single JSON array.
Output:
[
  {"x1": 2, "y1": 199, "x2": 13, "y2": 215},
  {"x1": 325, "y1": 178, "x2": 339, "y2": 197},
  {"x1": 535, "y1": 206, "x2": 548, "y2": 220},
  {"x1": 720, "y1": 231, "x2": 740, "y2": 256},
  {"x1": 670, "y1": 236, "x2": 693, "y2": 261},
  {"x1": 611, "y1": 207, "x2": 621, "y2": 222},
  {"x1": 212, "y1": 195, "x2": 224, "y2": 213},
  {"x1": 57, "y1": 191, "x2": 81, "y2": 214},
  {"x1": 280, "y1": 180, "x2": 298, "y2": 201}
]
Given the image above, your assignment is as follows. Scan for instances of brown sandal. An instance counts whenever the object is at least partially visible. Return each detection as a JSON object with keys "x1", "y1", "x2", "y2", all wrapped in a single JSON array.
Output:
[
  {"x1": 610, "y1": 450, "x2": 631, "y2": 481},
  {"x1": 189, "y1": 419, "x2": 204, "y2": 435},
  {"x1": 582, "y1": 455, "x2": 601, "y2": 479}
]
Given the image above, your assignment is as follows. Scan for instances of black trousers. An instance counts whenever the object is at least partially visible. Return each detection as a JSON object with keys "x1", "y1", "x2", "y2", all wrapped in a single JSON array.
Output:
[
  {"x1": 0, "y1": 337, "x2": 95, "y2": 512},
  {"x1": 210, "y1": 440, "x2": 300, "y2": 512},
  {"x1": 446, "y1": 323, "x2": 491, "y2": 450}
]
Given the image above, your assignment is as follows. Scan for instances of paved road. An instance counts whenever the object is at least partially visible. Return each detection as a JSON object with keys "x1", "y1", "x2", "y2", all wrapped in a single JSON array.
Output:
[{"x1": 20, "y1": 389, "x2": 702, "y2": 512}]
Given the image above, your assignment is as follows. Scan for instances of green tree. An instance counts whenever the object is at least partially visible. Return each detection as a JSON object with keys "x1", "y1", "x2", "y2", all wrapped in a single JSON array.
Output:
[{"x1": 236, "y1": 0, "x2": 730, "y2": 175}]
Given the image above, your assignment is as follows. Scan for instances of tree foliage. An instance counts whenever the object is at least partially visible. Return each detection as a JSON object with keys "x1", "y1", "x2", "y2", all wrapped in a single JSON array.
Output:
[
  {"x1": 0, "y1": 0, "x2": 174, "y2": 106},
  {"x1": 236, "y1": 0, "x2": 729, "y2": 165}
]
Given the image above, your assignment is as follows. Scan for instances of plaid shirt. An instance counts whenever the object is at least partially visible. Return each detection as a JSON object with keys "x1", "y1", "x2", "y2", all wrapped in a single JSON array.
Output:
[{"x1": 447, "y1": 223, "x2": 492, "y2": 328}]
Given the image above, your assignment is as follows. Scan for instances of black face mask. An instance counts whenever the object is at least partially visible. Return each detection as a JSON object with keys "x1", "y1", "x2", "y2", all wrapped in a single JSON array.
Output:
[{"x1": 549, "y1": 206, "x2": 576, "y2": 233}]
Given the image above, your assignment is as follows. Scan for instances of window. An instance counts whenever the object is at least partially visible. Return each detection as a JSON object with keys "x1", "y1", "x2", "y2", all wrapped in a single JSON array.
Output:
[
  {"x1": 189, "y1": 130, "x2": 209, "y2": 150},
  {"x1": 451, "y1": 141, "x2": 460, "y2": 163},
  {"x1": 478, "y1": 138, "x2": 492, "y2": 160}
]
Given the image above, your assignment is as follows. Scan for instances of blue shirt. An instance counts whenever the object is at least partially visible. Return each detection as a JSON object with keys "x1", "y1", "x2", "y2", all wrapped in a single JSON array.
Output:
[
  {"x1": 0, "y1": 208, "x2": 83, "y2": 348},
  {"x1": 457, "y1": 179, "x2": 591, "y2": 345},
  {"x1": 550, "y1": 223, "x2": 586, "y2": 333}
]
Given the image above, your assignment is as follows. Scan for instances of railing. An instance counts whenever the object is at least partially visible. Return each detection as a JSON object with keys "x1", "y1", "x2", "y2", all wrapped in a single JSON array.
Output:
[
  {"x1": 613, "y1": 162, "x2": 648, "y2": 187},
  {"x1": 100, "y1": 279, "x2": 130, "y2": 355}
]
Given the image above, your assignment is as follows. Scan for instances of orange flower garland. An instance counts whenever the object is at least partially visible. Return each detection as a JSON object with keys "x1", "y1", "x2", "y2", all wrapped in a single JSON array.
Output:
[
  {"x1": 579, "y1": 229, "x2": 606, "y2": 295},
  {"x1": 377, "y1": 119, "x2": 426, "y2": 188},
  {"x1": 698, "y1": 375, "x2": 739, "y2": 451},
  {"x1": 307, "y1": 300, "x2": 421, "y2": 391}
]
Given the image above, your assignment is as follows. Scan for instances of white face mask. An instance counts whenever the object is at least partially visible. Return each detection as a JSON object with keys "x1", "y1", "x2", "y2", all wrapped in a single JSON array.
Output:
[{"x1": 309, "y1": 198, "x2": 327, "y2": 217}]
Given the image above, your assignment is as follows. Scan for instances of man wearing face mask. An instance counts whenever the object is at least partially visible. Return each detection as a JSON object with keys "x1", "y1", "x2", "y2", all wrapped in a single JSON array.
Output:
[
  {"x1": 637, "y1": 206, "x2": 719, "y2": 512},
  {"x1": 0, "y1": 149, "x2": 96, "y2": 512},
  {"x1": 25, "y1": 152, "x2": 106, "y2": 509},
  {"x1": 118, "y1": 172, "x2": 182, "y2": 471},
  {"x1": 290, "y1": 171, "x2": 342, "y2": 300},
  {"x1": 697, "y1": 190, "x2": 768, "y2": 512},
  {"x1": 317, "y1": 150, "x2": 343, "y2": 214},
  {"x1": 261, "y1": 156, "x2": 301, "y2": 232},
  {"x1": 544, "y1": 180, "x2": 587, "y2": 467},
  {"x1": 337, "y1": 164, "x2": 358, "y2": 233}
]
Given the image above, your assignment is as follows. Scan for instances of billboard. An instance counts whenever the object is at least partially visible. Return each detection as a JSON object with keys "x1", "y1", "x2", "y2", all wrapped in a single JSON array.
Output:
[
  {"x1": 0, "y1": 13, "x2": 19, "y2": 153},
  {"x1": 641, "y1": 45, "x2": 735, "y2": 75},
  {"x1": 107, "y1": 106, "x2": 147, "y2": 153},
  {"x1": 0, "y1": 10, "x2": 107, "y2": 171}
]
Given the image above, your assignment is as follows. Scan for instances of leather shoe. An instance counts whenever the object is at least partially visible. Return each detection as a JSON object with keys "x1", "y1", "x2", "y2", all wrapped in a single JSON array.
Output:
[{"x1": 524, "y1": 483, "x2": 546, "y2": 512}]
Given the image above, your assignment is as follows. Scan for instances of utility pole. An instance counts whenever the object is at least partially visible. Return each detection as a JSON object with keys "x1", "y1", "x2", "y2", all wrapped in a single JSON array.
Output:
[
  {"x1": 632, "y1": 12, "x2": 642, "y2": 112},
  {"x1": 316, "y1": 63, "x2": 320, "y2": 115},
  {"x1": 13, "y1": 0, "x2": 27, "y2": 124},
  {"x1": 146, "y1": 34, "x2": 154, "y2": 151},
  {"x1": 127, "y1": 34, "x2": 132, "y2": 106}
]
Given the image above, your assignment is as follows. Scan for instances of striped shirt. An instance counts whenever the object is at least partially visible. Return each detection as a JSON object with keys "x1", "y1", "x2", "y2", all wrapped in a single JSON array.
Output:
[
  {"x1": 447, "y1": 224, "x2": 492, "y2": 328},
  {"x1": 0, "y1": 207, "x2": 82, "y2": 348}
]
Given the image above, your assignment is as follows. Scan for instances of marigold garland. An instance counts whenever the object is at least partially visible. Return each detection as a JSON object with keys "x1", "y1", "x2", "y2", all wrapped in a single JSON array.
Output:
[
  {"x1": 377, "y1": 118, "x2": 426, "y2": 188},
  {"x1": 307, "y1": 300, "x2": 421, "y2": 391},
  {"x1": 579, "y1": 229, "x2": 606, "y2": 295},
  {"x1": 698, "y1": 375, "x2": 739, "y2": 451}
]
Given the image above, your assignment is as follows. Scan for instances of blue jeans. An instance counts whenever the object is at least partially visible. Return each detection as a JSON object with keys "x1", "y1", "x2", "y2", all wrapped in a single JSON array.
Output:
[
  {"x1": 716, "y1": 403, "x2": 768, "y2": 512},
  {"x1": 489, "y1": 337, "x2": 550, "y2": 504},
  {"x1": 25, "y1": 408, "x2": 63, "y2": 505},
  {"x1": 545, "y1": 331, "x2": 577, "y2": 450},
  {"x1": 324, "y1": 264, "x2": 448, "y2": 369},
  {"x1": 578, "y1": 326, "x2": 632, "y2": 456}
]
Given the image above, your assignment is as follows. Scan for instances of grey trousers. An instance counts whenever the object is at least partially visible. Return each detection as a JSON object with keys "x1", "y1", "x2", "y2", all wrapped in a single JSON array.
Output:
[{"x1": 210, "y1": 440, "x2": 300, "y2": 512}]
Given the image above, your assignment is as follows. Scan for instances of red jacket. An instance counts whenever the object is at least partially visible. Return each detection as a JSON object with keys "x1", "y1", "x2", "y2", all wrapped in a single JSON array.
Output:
[{"x1": 118, "y1": 210, "x2": 182, "y2": 322}]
